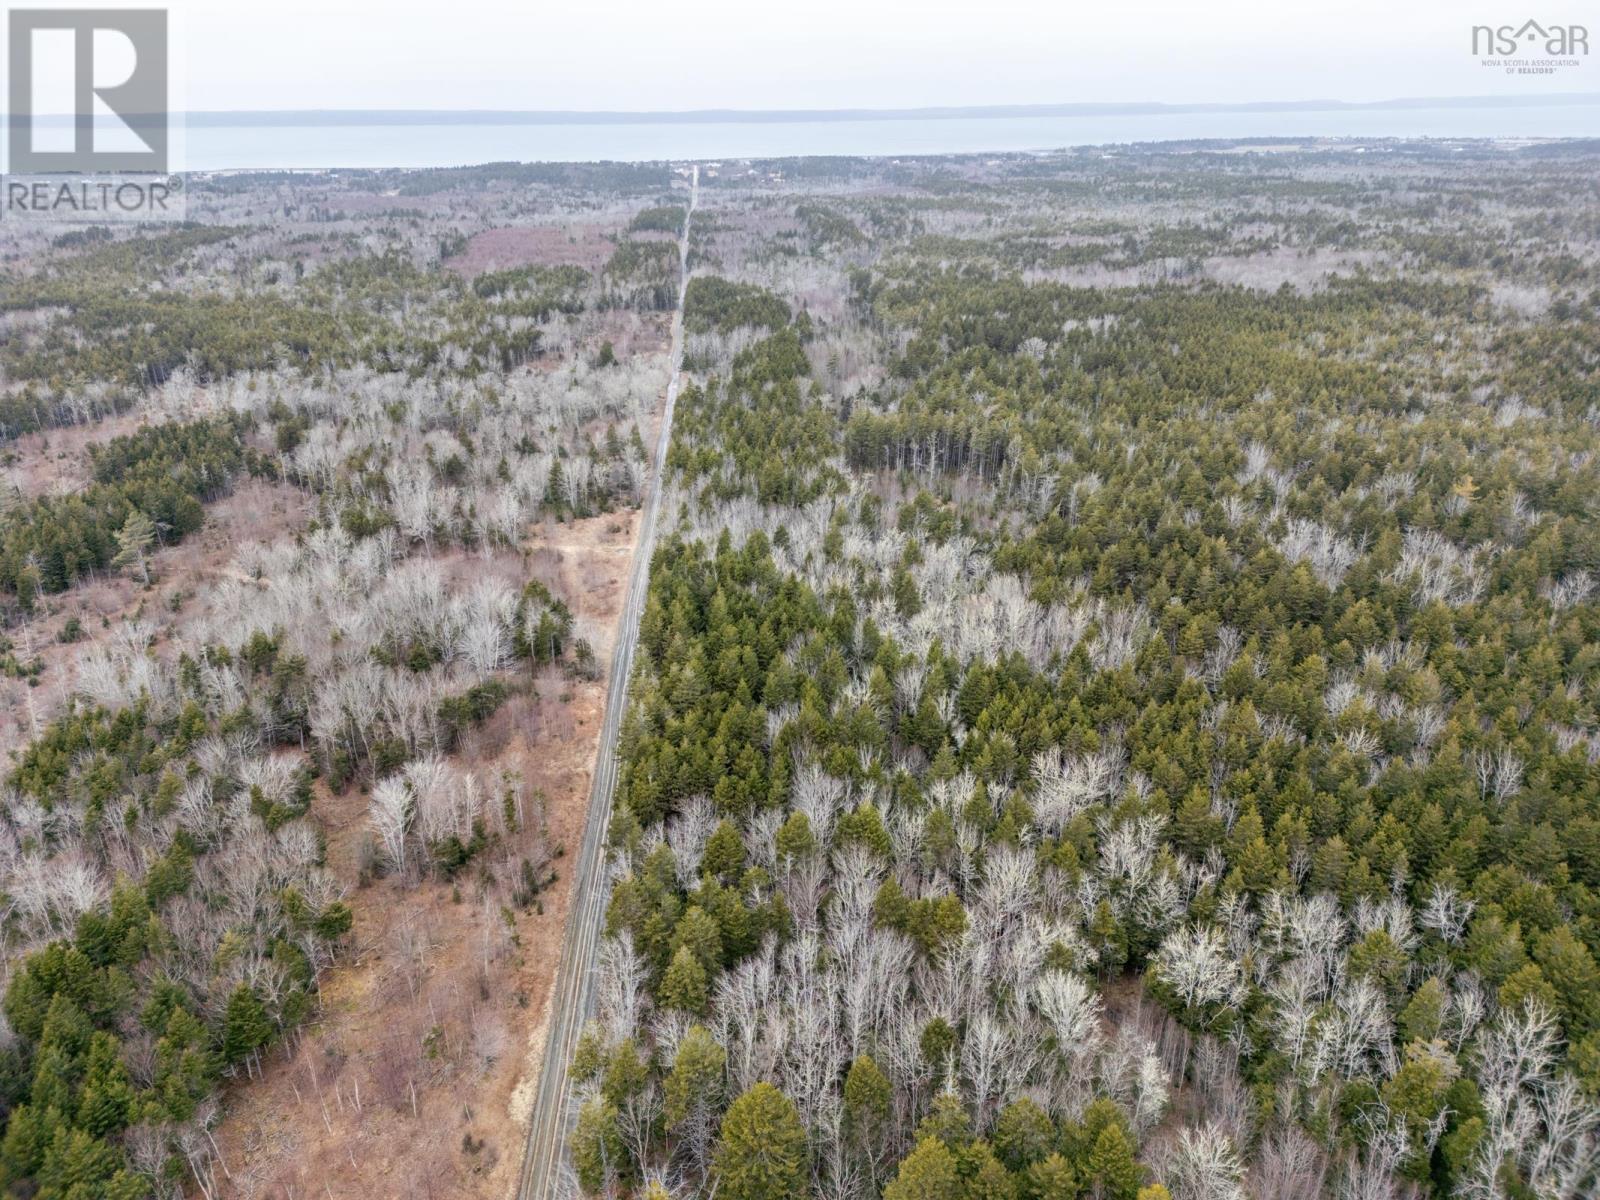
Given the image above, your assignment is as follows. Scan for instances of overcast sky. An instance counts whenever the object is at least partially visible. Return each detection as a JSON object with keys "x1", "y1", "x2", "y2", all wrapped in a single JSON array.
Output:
[{"x1": 78, "y1": 0, "x2": 1600, "y2": 111}]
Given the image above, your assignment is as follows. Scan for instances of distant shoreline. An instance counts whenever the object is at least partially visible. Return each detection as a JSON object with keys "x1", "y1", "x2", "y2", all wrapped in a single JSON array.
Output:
[{"x1": 14, "y1": 92, "x2": 1600, "y2": 128}]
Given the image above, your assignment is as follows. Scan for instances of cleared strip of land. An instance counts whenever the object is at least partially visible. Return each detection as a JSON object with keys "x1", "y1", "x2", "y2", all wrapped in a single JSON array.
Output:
[{"x1": 516, "y1": 165, "x2": 697, "y2": 1200}]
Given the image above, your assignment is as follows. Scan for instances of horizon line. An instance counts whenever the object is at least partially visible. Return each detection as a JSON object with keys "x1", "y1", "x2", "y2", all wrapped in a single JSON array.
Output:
[{"x1": 14, "y1": 91, "x2": 1600, "y2": 127}]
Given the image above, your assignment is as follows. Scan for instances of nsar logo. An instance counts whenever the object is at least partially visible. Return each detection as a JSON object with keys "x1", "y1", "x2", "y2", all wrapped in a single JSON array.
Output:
[{"x1": 1471, "y1": 19, "x2": 1589, "y2": 75}]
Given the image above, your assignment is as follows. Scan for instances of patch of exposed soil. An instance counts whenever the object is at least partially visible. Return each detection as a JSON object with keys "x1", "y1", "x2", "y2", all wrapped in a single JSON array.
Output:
[
  {"x1": 3, "y1": 409, "x2": 161, "y2": 499},
  {"x1": 446, "y1": 222, "x2": 622, "y2": 279}
]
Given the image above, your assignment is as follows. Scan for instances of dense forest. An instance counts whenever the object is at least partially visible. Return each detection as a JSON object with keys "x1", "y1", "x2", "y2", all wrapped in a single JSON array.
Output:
[
  {"x1": 566, "y1": 142, "x2": 1600, "y2": 1200},
  {"x1": 2, "y1": 141, "x2": 1599, "y2": 1200},
  {"x1": 0, "y1": 161, "x2": 689, "y2": 1197}
]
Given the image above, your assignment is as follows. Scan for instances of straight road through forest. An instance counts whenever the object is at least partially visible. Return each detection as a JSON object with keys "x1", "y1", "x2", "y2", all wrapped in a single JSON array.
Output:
[{"x1": 515, "y1": 163, "x2": 697, "y2": 1200}]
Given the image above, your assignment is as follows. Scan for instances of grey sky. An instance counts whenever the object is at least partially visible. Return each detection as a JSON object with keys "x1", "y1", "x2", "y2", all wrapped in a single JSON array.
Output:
[{"x1": 167, "y1": 0, "x2": 1598, "y2": 111}]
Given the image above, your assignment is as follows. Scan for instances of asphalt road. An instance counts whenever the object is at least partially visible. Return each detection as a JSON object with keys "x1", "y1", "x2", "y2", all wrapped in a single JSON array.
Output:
[{"x1": 515, "y1": 164, "x2": 696, "y2": 1200}]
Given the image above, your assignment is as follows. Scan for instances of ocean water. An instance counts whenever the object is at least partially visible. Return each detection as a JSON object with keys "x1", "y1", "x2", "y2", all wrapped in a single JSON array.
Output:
[{"x1": 181, "y1": 104, "x2": 1600, "y2": 170}]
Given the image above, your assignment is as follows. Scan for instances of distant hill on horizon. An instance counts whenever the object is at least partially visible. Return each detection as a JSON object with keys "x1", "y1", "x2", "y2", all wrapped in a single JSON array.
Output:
[{"x1": 145, "y1": 91, "x2": 1600, "y2": 127}]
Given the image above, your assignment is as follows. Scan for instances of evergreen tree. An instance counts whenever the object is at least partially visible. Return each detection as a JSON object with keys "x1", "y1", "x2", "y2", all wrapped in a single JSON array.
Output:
[
  {"x1": 883, "y1": 1136, "x2": 962, "y2": 1200},
  {"x1": 715, "y1": 1082, "x2": 808, "y2": 1200},
  {"x1": 1028, "y1": 1154, "x2": 1079, "y2": 1200},
  {"x1": 994, "y1": 1098, "x2": 1055, "y2": 1171},
  {"x1": 660, "y1": 944, "x2": 709, "y2": 1014},
  {"x1": 570, "y1": 1097, "x2": 626, "y2": 1194},
  {"x1": 664, "y1": 1024, "x2": 726, "y2": 1129},
  {"x1": 110, "y1": 509, "x2": 156, "y2": 584},
  {"x1": 221, "y1": 983, "x2": 272, "y2": 1067},
  {"x1": 843, "y1": 1053, "x2": 892, "y2": 1141},
  {"x1": 1088, "y1": 1124, "x2": 1140, "y2": 1200},
  {"x1": 1398, "y1": 977, "x2": 1446, "y2": 1044}
]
